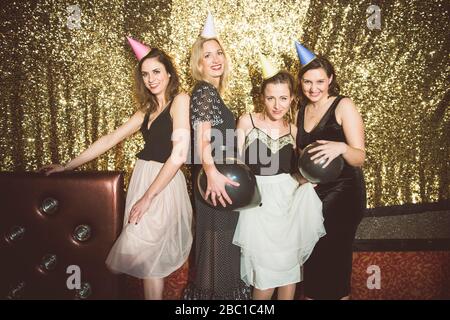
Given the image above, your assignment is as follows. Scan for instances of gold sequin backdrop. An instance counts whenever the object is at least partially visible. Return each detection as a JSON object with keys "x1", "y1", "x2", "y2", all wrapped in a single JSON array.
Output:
[{"x1": 0, "y1": 0, "x2": 448, "y2": 208}]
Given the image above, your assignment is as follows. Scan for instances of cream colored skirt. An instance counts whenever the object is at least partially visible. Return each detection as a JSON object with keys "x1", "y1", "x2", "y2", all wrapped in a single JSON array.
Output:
[
  {"x1": 106, "y1": 159, "x2": 193, "y2": 279},
  {"x1": 233, "y1": 174, "x2": 325, "y2": 290}
]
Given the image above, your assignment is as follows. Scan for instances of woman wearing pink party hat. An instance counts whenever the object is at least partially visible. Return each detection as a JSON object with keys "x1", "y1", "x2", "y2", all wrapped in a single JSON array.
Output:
[
  {"x1": 41, "y1": 38, "x2": 193, "y2": 300},
  {"x1": 294, "y1": 41, "x2": 366, "y2": 300}
]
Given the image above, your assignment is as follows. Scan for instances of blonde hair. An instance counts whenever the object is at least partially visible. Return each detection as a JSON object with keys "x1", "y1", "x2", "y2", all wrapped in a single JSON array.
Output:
[{"x1": 190, "y1": 37, "x2": 230, "y2": 95}]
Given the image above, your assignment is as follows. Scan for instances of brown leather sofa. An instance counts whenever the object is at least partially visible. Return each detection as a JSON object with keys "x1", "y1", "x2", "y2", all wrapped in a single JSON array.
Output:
[{"x1": 0, "y1": 172, "x2": 125, "y2": 300}]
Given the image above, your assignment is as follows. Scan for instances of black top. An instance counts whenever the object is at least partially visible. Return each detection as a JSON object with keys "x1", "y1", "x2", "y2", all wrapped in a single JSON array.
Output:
[
  {"x1": 296, "y1": 95, "x2": 357, "y2": 180},
  {"x1": 136, "y1": 100, "x2": 173, "y2": 163},
  {"x1": 244, "y1": 114, "x2": 295, "y2": 176},
  {"x1": 190, "y1": 81, "x2": 237, "y2": 164}
]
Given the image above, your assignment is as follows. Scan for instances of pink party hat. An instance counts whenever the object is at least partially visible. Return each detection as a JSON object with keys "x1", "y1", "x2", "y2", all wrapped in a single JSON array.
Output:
[
  {"x1": 126, "y1": 36, "x2": 151, "y2": 61},
  {"x1": 201, "y1": 11, "x2": 218, "y2": 38}
]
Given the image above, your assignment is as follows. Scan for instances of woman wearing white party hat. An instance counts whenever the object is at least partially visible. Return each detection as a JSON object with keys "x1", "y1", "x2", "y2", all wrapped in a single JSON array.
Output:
[{"x1": 182, "y1": 11, "x2": 251, "y2": 299}]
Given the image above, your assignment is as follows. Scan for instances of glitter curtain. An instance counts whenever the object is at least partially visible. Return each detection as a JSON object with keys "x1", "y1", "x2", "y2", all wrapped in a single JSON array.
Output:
[{"x1": 0, "y1": 0, "x2": 448, "y2": 208}]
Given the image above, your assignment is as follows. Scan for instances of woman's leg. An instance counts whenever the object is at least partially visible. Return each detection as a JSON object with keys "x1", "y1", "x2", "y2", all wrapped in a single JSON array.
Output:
[
  {"x1": 277, "y1": 283, "x2": 296, "y2": 300},
  {"x1": 253, "y1": 287, "x2": 275, "y2": 300},
  {"x1": 143, "y1": 277, "x2": 165, "y2": 300}
]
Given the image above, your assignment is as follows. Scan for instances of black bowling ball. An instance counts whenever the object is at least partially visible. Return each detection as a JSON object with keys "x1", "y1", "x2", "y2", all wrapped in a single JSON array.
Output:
[
  {"x1": 298, "y1": 142, "x2": 344, "y2": 184},
  {"x1": 197, "y1": 158, "x2": 262, "y2": 211}
]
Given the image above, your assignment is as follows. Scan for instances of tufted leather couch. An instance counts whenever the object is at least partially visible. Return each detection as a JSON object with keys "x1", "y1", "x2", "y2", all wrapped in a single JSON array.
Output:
[{"x1": 0, "y1": 172, "x2": 125, "y2": 300}]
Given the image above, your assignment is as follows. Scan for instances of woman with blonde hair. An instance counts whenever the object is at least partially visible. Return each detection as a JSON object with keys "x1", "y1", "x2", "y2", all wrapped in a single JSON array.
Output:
[{"x1": 182, "y1": 13, "x2": 251, "y2": 299}]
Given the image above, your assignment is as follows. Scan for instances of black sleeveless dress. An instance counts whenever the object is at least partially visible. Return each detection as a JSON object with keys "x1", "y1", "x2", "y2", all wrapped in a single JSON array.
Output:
[
  {"x1": 136, "y1": 100, "x2": 173, "y2": 162},
  {"x1": 296, "y1": 96, "x2": 366, "y2": 299},
  {"x1": 106, "y1": 100, "x2": 193, "y2": 279},
  {"x1": 182, "y1": 81, "x2": 251, "y2": 299}
]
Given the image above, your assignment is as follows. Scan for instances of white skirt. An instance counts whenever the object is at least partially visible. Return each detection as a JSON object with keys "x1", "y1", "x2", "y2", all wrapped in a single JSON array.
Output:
[
  {"x1": 106, "y1": 159, "x2": 193, "y2": 279},
  {"x1": 232, "y1": 174, "x2": 325, "y2": 290}
]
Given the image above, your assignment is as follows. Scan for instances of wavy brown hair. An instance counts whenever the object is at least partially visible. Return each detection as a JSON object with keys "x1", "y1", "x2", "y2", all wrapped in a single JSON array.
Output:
[
  {"x1": 134, "y1": 48, "x2": 180, "y2": 114},
  {"x1": 297, "y1": 55, "x2": 340, "y2": 107}
]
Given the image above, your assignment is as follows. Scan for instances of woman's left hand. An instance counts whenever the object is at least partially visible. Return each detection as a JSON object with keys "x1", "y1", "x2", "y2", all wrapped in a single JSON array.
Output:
[
  {"x1": 128, "y1": 195, "x2": 153, "y2": 225},
  {"x1": 308, "y1": 140, "x2": 348, "y2": 168}
]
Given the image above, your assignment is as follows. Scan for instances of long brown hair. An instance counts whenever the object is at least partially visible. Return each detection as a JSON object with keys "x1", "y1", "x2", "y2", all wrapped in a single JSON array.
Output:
[
  {"x1": 297, "y1": 55, "x2": 340, "y2": 107},
  {"x1": 190, "y1": 37, "x2": 230, "y2": 95},
  {"x1": 134, "y1": 48, "x2": 180, "y2": 114}
]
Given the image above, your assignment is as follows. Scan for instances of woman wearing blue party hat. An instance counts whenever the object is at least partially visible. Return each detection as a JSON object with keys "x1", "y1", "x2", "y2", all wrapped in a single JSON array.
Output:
[{"x1": 294, "y1": 41, "x2": 366, "y2": 300}]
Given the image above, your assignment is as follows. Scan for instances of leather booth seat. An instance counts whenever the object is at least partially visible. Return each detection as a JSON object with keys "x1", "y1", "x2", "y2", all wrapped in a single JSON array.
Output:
[{"x1": 0, "y1": 172, "x2": 124, "y2": 300}]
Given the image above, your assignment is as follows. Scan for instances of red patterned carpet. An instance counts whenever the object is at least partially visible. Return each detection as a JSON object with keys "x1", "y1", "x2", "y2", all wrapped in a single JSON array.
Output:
[
  {"x1": 122, "y1": 251, "x2": 450, "y2": 300},
  {"x1": 121, "y1": 260, "x2": 190, "y2": 300},
  {"x1": 351, "y1": 251, "x2": 450, "y2": 300}
]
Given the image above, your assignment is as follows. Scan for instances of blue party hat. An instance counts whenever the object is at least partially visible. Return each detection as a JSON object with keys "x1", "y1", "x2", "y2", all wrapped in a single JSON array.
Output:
[{"x1": 295, "y1": 41, "x2": 316, "y2": 66}]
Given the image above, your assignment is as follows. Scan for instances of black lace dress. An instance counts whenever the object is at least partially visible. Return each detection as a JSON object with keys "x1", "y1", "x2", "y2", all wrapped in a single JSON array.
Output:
[{"x1": 182, "y1": 81, "x2": 251, "y2": 299}]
